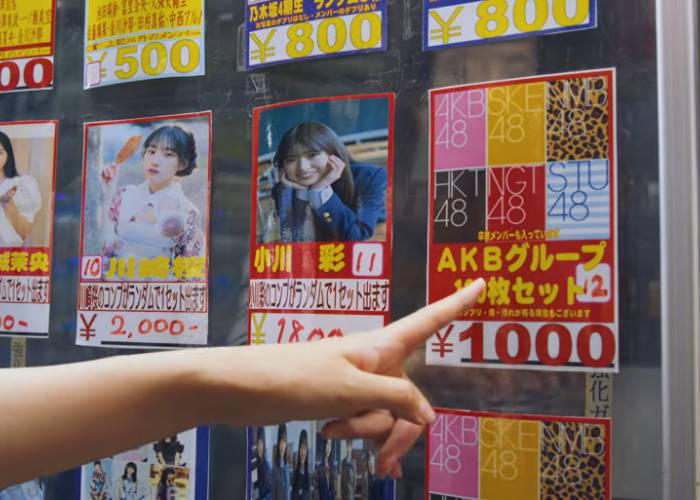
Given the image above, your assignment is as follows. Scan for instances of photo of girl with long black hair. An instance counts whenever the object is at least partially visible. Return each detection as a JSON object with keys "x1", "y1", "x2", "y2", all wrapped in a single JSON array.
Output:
[
  {"x1": 0, "y1": 131, "x2": 42, "y2": 247},
  {"x1": 155, "y1": 468, "x2": 176, "y2": 500},
  {"x1": 256, "y1": 97, "x2": 391, "y2": 244},
  {"x1": 291, "y1": 430, "x2": 310, "y2": 500},
  {"x1": 314, "y1": 436, "x2": 336, "y2": 500},
  {"x1": 115, "y1": 462, "x2": 144, "y2": 500},
  {"x1": 149, "y1": 465, "x2": 189, "y2": 500},
  {"x1": 254, "y1": 427, "x2": 272, "y2": 500},
  {"x1": 272, "y1": 424, "x2": 291, "y2": 500},
  {"x1": 0, "y1": 124, "x2": 54, "y2": 249}
]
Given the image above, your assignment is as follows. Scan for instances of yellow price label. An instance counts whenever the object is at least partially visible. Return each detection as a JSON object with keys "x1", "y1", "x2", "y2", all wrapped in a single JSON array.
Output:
[
  {"x1": 285, "y1": 13, "x2": 382, "y2": 59},
  {"x1": 426, "y1": 0, "x2": 594, "y2": 49},
  {"x1": 476, "y1": 0, "x2": 589, "y2": 38},
  {"x1": 114, "y1": 40, "x2": 200, "y2": 80}
]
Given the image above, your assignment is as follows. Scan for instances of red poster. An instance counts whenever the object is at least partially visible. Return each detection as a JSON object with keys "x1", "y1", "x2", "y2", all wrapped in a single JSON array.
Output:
[
  {"x1": 0, "y1": 120, "x2": 57, "y2": 337},
  {"x1": 76, "y1": 112, "x2": 212, "y2": 348},
  {"x1": 248, "y1": 94, "x2": 394, "y2": 343},
  {"x1": 426, "y1": 69, "x2": 618, "y2": 372}
]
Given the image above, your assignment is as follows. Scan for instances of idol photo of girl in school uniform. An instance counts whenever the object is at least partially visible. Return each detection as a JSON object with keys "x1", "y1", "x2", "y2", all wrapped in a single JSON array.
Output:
[{"x1": 255, "y1": 96, "x2": 392, "y2": 245}]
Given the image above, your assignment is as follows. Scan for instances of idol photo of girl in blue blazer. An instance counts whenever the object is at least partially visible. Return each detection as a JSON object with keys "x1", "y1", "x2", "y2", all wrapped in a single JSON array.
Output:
[{"x1": 256, "y1": 96, "x2": 390, "y2": 244}]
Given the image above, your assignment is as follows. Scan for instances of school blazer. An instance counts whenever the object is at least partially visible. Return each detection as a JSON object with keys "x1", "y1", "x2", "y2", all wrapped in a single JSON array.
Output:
[{"x1": 273, "y1": 161, "x2": 387, "y2": 242}]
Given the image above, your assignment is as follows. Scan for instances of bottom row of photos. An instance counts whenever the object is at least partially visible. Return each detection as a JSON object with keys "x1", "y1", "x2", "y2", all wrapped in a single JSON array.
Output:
[
  {"x1": 248, "y1": 421, "x2": 395, "y2": 500},
  {"x1": 79, "y1": 428, "x2": 209, "y2": 500}
]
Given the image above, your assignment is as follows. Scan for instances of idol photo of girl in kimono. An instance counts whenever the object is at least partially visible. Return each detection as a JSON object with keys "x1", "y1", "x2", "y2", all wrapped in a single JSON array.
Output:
[
  {"x1": 83, "y1": 114, "x2": 210, "y2": 283},
  {"x1": 99, "y1": 124, "x2": 204, "y2": 265}
]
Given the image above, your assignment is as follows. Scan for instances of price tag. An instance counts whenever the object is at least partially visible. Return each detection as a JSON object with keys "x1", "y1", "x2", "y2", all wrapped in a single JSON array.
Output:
[
  {"x1": 424, "y1": 0, "x2": 597, "y2": 51},
  {"x1": 428, "y1": 320, "x2": 616, "y2": 371},
  {"x1": 246, "y1": 0, "x2": 387, "y2": 68},
  {"x1": 83, "y1": 0, "x2": 205, "y2": 88},
  {"x1": 0, "y1": 0, "x2": 56, "y2": 93},
  {"x1": 249, "y1": 311, "x2": 383, "y2": 344}
]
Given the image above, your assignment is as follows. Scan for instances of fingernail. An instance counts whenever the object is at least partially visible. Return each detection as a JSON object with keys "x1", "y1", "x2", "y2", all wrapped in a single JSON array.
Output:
[
  {"x1": 420, "y1": 402, "x2": 436, "y2": 424},
  {"x1": 464, "y1": 278, "x2": 485, "y2": 292}
]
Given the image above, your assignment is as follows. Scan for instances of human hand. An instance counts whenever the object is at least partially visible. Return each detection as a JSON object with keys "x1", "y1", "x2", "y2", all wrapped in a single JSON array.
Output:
[
  {"x1": 102, "y1": 135, "x2": 142, "y2": 184},
  {"x1": 101, "y1": 163, "x2": 118, "y2": 184},
  {"x1": 193, "y1": 279, "x2": 485, "y2": 478},
  {"x1": 0, "y1": 186, "x2": 17, "y2": 204},
  {"x1": 310, "y1": 154, "x2": 345, "y2": 190}
]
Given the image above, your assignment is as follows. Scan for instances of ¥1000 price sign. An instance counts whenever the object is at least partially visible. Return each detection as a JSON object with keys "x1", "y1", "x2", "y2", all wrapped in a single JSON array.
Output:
[
  {"x1": 426, "y1": 69, "x2": 618, "y2": 372},
  {"x1": 246, "y1": 0, "x2": 387, "y2": 69},
  {"x1": 424, "y1": 0, "x2": 597, "y2": 52},
  {"x1": 83, "y1": 0, "x2": 205, "y2": 88}
]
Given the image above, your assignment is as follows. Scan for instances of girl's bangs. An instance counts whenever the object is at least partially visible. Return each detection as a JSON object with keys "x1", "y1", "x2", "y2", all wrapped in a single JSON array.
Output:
[{"x1": 145, "y1": 127, "x2": 181, "y2": 152}]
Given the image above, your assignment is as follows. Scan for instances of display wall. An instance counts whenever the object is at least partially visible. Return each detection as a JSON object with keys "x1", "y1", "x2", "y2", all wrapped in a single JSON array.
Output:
[{"x1": 0, "y1": 0, "x2": 661, "y2": 498}]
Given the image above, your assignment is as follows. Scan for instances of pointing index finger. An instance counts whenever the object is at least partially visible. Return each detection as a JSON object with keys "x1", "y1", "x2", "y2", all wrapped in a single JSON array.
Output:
[{"x1": 385, "y1": 279, "x2": 485, "y2": 353}]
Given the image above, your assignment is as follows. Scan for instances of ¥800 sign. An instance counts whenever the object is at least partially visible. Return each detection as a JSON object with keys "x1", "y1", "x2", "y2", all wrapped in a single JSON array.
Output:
[
  {"x1": 424, "y1": 0, "x2": 597, "y2": 51},
  {"x1": 246, "y1": 0, "x2": 387, "y2": 69}
]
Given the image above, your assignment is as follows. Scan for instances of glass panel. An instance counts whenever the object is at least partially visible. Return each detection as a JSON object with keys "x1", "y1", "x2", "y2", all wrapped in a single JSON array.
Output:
[{"x1": 0, "y1": 0, "x2": 661, "y2": 498}]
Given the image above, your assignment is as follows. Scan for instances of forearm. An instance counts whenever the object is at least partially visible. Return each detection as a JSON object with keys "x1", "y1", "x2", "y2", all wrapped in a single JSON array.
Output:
[{"x1": 0, "y1": 349, "x2": 211, "y2": 488}]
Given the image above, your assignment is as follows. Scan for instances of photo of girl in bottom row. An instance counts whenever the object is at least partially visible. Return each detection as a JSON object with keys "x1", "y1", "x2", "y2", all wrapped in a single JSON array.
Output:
[{"x1": 249, "y1": 422, "x2": 393, "y2": 500}]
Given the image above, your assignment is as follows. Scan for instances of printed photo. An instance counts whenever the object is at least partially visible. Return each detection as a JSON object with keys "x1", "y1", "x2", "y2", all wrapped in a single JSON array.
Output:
[
  {"x1": 149, "y1": 464, "x2": 190, "y2": 500},
  {"x1": 81, "y1": 429, "x2": 203, "y2": 500},
  {"x1": 0, "y1": 122, "x2": 56, "y2": 249},
  {"x1": 112, "y1": 460, "x2": 150, "y2": 500},
  {"x1": 255, "y1": 97, "x2": 391, "y2": 244},
  {"x1": 82, "y1": 114, "x2": 210, "y2": 281},
  {"x1": 248, "y1": 421, "x2": 393, "y2": 500},
  {"x1": 85, "y1": 459, "x2": 114, "y2": 500},
  {"x1": 0, "y1": 479, "x2": 45, "y2": 500}
]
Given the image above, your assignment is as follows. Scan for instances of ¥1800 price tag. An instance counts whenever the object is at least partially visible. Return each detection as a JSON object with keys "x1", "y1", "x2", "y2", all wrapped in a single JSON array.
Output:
[
  {"x1": 246, "y1": 0, "x2": 387, "y2": 69},
  {"x1": 428, "y1": 320, "x2": 616, "y2": 372},
  {"x1": 424, "y1": 0, "x2": 597, "y2": 51}
]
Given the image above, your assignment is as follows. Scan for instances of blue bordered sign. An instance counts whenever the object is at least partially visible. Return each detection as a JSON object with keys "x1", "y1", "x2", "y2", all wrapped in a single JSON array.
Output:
[
  {"x1": 246, "y1": 0, "x2": 387, "y2": 69},
  {"x1": 423, "y1": 0, "x2": 597, "y2": 51}
]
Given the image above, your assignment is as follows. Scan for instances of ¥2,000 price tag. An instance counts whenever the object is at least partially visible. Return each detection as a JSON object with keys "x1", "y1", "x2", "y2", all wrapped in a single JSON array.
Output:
[
  {"x1": 77, "y1": 311, "x2": 208, "y2": 348},
  {"x1": 424, "y1": 0, "x2": 597, "y2": 51},
  {"x1": 246, "y1": 9, "x2": 386, "y2": 69},
  {"x1": 428, "y1": 320, "x2": 616, "y2": 372}
]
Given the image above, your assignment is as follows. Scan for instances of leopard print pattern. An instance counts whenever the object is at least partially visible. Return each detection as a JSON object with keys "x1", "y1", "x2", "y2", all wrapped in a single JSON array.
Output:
[
  {"x1": 547, "y1": 77, "x2": 609, "y2": 161},
  {"x1": 539, "y1": 421, "x2": 607, "y2": 499}
]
